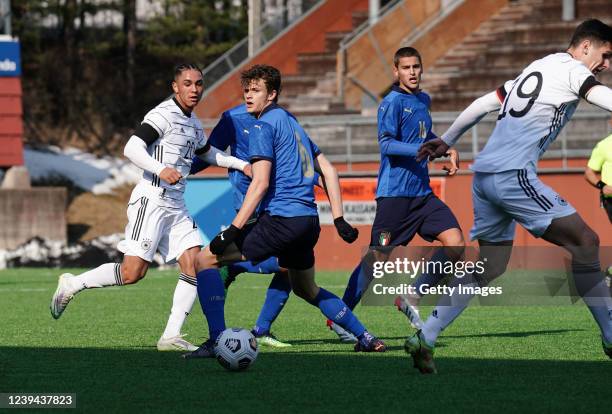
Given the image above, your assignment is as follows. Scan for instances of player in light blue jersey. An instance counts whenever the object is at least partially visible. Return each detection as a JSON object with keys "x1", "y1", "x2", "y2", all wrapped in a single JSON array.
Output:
[
  {"x1": 417, "y1": 19, "x2": 612, "y2": 372},
  {"x1": 184, "y1": 65, "x2": 385, "y2": 358},
  {"x1": 328, "y1": 47, "x2": 463, "y2": 347}
]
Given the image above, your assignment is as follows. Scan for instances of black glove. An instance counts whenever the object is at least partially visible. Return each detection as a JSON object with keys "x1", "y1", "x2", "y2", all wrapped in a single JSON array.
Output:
[
  {"x1": 209, "y1": 224, "x2": 241, "y2": 255},
  {"x1": 334, "y1": 216, "x2": 359, "y2": 243}
]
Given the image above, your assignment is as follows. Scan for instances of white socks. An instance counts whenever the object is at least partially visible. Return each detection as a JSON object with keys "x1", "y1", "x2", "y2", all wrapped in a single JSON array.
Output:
[
  {"x1": 421, "y1": 282, "x2": 478, "y2": 346},
  {"x1": 161, "y1": 274, "x2": 197, "y2": 339},
  {"x1": 71, "y1": 263, "x2": 123, "y2": 292}
]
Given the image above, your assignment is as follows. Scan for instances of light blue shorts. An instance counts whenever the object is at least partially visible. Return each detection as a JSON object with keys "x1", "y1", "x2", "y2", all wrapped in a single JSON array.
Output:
[{"x1": 470, "y1": 169, "x2": 576, "y2": 242}]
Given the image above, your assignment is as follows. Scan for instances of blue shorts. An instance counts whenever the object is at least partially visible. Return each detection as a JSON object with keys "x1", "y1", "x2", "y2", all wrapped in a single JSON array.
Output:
[
  {"x1": 370, "y1": 194, "x2": 460, "y2": 247},
  {"x1": 238, "y1": 213, "x2": 320, "y2": 270},
  {"x1": 471, "y1": 169, "x2": 576, "y2": 242}
]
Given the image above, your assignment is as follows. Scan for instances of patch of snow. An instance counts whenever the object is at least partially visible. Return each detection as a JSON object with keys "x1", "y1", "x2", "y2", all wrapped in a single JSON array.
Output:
[
  {"x1": 24, "y1": 146, "x2": 142, "y2": 194},
  {"x1": 0, "y1": 235, "x2": 170, "y2": 269}
]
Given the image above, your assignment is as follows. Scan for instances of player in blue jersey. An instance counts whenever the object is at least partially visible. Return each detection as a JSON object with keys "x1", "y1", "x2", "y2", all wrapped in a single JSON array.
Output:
[
  {"x1": 328, "y1": 47, "x2": 463, "y2": 343},
  {"x1": 416, "y1": 19, "x2": 612, "y2": 373},
  {"x1": 184, "y1": 65, "x2": 385, "y2": 358},
  {"x1": 190, "y1": 104, "x2": 294, "y2": 348}
]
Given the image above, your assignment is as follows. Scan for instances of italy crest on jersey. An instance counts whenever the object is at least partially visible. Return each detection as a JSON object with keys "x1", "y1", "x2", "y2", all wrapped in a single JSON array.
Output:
[{"x1": 379, "y1": 231, "x2": 391, "y2": 246}]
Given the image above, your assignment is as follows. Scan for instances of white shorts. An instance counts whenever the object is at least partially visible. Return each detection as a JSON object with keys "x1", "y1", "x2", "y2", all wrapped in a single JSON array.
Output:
[
  {"x1": 117, "y1": 186, "x2": 202, "y2": 263},
  {"x1": 470, "y1": 169, "x2": 576, "y2": 242}
]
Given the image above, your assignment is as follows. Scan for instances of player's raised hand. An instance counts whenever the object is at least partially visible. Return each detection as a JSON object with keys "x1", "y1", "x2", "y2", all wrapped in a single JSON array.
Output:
[
  {"x1": 417, "y1": 138, "x2": 449, "y2": 162},
  {"x1": 159, "y1": 167, "x2": 182, "y2": 185},
  {"x1": 210, "y1": 224, "x2": 241, "y2": 255},
  {"x1": 334, "y1": 216, "x2": 359, "y2": 243},
  {"x1": 443, "y1": 148, "x2": 460, "y2": 176}
]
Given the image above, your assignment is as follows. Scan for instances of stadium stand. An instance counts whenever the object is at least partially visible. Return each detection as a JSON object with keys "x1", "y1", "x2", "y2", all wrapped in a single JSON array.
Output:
[
  {"x1": 200, "y1": 0, "x2": 611, "y2": 164},
  {"x1": 424, "y1": 0, "x2": 612, "y2": 110}
]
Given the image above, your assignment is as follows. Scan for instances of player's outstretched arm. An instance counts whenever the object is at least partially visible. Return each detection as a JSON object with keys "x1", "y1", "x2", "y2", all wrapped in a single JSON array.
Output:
[
  {"x1": 379, "y1": 137, "x2": 421, "y2": 158},
  {"x1": 441, "y1": 90, "x2": 502, "y2": 146},
  {"x1": 197, "y1": 144, "x2": 251, "y2": 176},
  {"x1": 584, "y1": 85, "x2": 612, "y2": 111},
  {"x1": 314, "y1": 153, "x2": 359, "y2": 243},
  {"x1": 124, "y1": 135, "x2": 181, "y2": 184},
  {"x1": 418, "y1": 90, "x2": 501, "y2": 161}
]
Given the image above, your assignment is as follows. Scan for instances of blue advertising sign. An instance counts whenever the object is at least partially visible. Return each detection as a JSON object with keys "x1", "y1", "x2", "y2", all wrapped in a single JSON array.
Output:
[
  {"x1": 0, "y1": 39, "x2": 21, "y2": 76},
  {"x1": 184, "y1": 177, "x2": 234, "y2": 244}
]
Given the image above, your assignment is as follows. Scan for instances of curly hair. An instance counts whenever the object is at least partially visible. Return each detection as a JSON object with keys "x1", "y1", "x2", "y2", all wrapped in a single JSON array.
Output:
[{"x1": 240, "y1": 65, "x2": 282, "y2": 102}]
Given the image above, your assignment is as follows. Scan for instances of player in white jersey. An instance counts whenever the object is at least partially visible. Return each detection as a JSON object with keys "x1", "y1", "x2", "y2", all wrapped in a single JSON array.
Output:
[
  {"x1": 50, "y1": 64, "x2": 251, "y2": 352},
  {"x1": 409, "y1": 19, "x2": 612, "y2": 373}
]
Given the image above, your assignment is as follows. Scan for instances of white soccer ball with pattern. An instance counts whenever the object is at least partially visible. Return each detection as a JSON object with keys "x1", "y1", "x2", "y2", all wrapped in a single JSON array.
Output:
[{"x1": 214, "y1": 328, "x2": 258, "y2": 371}]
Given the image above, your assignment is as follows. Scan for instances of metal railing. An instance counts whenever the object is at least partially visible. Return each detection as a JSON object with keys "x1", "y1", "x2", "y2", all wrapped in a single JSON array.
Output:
[
  {"x1": 336, "y1": 0, "x2": 402, "y2": 102},
  {"x1": 204, "y1": 109, "x2": 612, "y2": 174},
  {"x1": 338, "y1": 0, "x2": 402, "y2": 51},
  {"x1": 202, "y1": 0, "x2": 323, "y2": 96},
  {"x1": 336, "y1": 0, "x2": 465, "y2": 103}
]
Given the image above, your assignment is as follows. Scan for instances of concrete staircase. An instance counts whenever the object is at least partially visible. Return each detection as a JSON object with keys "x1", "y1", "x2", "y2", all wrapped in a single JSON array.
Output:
[
  {"x1": 195, "y1": 0, "x2": 369, "y2": 120},
  {"x1": 307, "y1": 0, "x2": 612, "y2": 161},
  {"x1": 423, "y1": 0, "x2": 612, "y2": 111},
  {"x1": 279, "y1": 11, "x2": 368, "y2": 116}
]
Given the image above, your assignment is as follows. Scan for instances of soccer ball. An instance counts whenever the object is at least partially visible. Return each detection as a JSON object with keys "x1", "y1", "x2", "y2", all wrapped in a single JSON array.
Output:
[{"x1": 214, "y1": 328, "x2": 258, "y2": 371}]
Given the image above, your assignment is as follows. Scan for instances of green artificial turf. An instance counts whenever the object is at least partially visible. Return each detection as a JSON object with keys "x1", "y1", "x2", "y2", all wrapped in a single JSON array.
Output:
[{"x1": 1, "y1": 268, "x2": 610, "y2": 413}]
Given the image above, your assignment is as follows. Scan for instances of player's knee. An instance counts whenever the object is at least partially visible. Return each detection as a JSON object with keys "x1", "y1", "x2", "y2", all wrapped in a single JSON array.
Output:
[
  {"x1": 578, "y1": 229, "x2": 600, "y2": 247},
  {"x1": 438, "y1": 229, "x2": 465, "y2": 257},
  {"x1": 195, "y1": 251, "x2": 216, "y2": 271},
  {"x1": 445, "y1": 233, "x2": 465, "y2": 247},
  {"x1": 179, "y1": 253, "x2": 198, "y2": 275},
  {"x1": 291, "y1": 285, "x2": 307, "y2": 299},
  {"x1": 120, "y1": 263, "x2": 147, "y2": 284},
  {"x1": 292, "y1": 285, "x2": 317, "y2": 302},
  {"x1": 478, "y1": 262, "x2": 507, "y2": 285}
]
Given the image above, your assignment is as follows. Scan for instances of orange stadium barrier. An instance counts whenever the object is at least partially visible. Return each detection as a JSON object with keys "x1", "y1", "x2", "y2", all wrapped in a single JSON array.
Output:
[{"x1": 314, "y1": 164, "x2": 612, "y2": 270}]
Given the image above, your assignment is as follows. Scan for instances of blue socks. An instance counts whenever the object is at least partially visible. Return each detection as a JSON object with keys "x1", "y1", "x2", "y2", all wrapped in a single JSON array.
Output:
[
  {"x1": 196, "y1": 268, "x2": 226, "y2": 342},
  {"x1": 224, "y1": 257, "x2": 288, "y2": 336},
  {"x1": 197, "y1": 267, "x2": 291, "y2": 340},
  {"x1": 341, "y1": 261, "x2": 374, "y2": 310},
  {"x1": 228, "y1": 257, "x2": 281, "y2": 279},
  {"x1": 253, "y1": 272, "x2": 291, "y2": 335},
  {"x1": 309, "y1": 288, "x2": 366, "y2": 337},
  {"x1": 341, "y1": 264, "x2": 362, "y2": 310}
]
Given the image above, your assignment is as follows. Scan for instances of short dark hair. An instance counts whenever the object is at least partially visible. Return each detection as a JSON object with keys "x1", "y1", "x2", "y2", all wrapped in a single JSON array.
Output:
[
  {"x1": 393, "y1": 47, "x2": 422, "y2": 67},
  {"x1": 569, "y1": 19, "x2": 612, "y2": 48},
  {"x1": 240, "y1": 64, "x2": 282, "y2": 101},
  {"x1": 174, "y1": 63, "x2": 202, "y2": 80}
]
